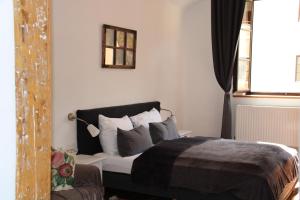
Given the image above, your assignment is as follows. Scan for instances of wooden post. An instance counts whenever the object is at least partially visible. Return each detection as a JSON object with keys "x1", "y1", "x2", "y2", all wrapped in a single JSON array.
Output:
[{"x1": 14, "y1": 0, "x2": 52, "y2": 199}]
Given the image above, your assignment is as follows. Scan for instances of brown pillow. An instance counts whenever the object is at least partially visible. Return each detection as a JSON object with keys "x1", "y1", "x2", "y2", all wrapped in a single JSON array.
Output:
[{"x1": 117, "y1": 126, "x2": 153, "y2": 157}]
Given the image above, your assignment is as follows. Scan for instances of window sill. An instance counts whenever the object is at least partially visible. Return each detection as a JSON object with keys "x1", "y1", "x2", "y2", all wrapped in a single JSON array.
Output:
[{"x1": 233, "y1": 92, "x2": 300, "y2": 99}]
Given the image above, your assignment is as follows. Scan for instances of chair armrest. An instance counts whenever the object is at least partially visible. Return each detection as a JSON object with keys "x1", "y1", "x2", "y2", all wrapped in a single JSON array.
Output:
[{"x1": 74, "y1": 164, "x2": 102, "y2": 187}]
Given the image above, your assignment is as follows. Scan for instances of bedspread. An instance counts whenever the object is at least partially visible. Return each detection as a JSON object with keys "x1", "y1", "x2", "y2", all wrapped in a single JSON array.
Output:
[{"x1": 131, "y1": 137, "x2": 299, "y2": 200}]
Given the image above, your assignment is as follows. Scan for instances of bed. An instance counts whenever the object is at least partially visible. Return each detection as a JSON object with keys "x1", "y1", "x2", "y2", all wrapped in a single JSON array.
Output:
[{"x1": 76, "y1": 101, "x2": 299, "y2": 200}]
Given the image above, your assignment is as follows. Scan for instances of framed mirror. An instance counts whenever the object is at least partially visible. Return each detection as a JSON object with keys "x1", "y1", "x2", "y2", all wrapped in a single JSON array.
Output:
[{"x1": 102, "y1": 24, "x2": 137, "y2": 69}]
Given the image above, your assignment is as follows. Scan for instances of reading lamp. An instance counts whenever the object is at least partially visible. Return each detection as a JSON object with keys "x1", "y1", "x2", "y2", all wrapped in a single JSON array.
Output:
[
  {"x1": 68, "y1": 113, "x2": 100, "y2": 137},
  {"x1": 161, "y1": 108, "x2": 176, "y2": 123}
]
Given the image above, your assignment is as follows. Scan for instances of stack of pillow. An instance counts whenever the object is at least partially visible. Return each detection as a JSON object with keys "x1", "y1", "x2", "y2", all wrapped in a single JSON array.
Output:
[{"x1": 98, "y1": 108, "x2": 180, "y2": 157}]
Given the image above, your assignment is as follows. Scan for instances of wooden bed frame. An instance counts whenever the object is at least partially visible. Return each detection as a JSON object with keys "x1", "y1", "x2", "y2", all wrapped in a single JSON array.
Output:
[{"x1": 76, "y1": 101, "x2": 296, "y2": 200}]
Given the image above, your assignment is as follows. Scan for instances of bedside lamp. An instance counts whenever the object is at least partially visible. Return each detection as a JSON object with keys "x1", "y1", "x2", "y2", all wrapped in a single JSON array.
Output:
[
  {"x1": 68, "y1": 113, "x2": 100, "y2": 137},
  {"x1": 161, "y1": 108, "x2": 176, "y2": 124}
]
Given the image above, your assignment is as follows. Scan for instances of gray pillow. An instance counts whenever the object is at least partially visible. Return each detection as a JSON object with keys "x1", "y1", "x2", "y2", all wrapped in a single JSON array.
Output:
[
  {"x1": 117, "y1": 126, "x2": 153, "y2": 157},
  {"x1": 149, "y1": 117, "x2": 180, "y2": 144}
]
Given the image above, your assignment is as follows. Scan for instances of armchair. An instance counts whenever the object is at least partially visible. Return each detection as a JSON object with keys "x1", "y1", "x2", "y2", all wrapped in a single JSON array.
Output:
[{"x1": 51, "y1": 164, "x2": 104, "y2": 200}]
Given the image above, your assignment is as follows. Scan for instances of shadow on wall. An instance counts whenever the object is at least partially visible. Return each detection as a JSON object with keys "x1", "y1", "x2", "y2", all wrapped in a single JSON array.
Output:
[{"x1": 179, "y1": 0, "x2": 224, "y2": 137}]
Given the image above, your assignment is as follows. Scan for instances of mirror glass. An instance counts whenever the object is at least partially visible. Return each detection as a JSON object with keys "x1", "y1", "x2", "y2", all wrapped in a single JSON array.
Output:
[
  {"x1": 116, "y1": 31, "x2": 125, "y2": 47},
  {"x1": 126, "y1": 50, "x2": 133, "y2": 66},
  {"x1": 127, "y1": 33, "x2": 134, "y2": 49},
  {"x1": 105, "y1": 48, "x2": 114, "y2": 65},
  {"x1": 116, "y1": 49, "x2": 124, "y2": 65},
  {"x1": 105, "y1": 29, "x2": 114, "y2": 46}
]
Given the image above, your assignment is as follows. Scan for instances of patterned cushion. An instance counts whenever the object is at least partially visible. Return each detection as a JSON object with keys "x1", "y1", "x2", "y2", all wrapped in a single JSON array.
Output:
[{"x1": 51, "y1": 149, "x2": 75, "y2": 191}]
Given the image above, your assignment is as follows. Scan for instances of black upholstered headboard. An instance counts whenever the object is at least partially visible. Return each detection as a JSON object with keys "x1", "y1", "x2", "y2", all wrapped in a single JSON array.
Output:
[{"x1": 76, "y1": 101, "x2": 160, "y2": 155}]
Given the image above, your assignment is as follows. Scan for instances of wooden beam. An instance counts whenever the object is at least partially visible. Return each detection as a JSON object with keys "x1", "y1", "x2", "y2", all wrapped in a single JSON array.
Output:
[{"x1": 14, "y1": 0, "x2": 52, "y2": 199}]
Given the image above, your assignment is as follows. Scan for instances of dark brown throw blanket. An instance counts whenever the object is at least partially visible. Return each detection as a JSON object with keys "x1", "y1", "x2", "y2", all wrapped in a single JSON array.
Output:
[
  {"x1": 51, "y1": 165, "x2": 103, "y2": 200},
  {"x1": 131, "y1": 137, "x2": 299, "y2": 200}
]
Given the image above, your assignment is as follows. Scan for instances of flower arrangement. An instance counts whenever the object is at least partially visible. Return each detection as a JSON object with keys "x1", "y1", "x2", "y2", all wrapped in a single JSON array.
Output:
[{"x1": 51, "y1": 149, "x2": 75, "y2": 191}]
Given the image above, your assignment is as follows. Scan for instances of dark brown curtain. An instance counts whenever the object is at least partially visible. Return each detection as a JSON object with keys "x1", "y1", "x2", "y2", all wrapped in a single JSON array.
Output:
[{"x1": 211, "y1": 0, "x2": 246, "y2": 139}]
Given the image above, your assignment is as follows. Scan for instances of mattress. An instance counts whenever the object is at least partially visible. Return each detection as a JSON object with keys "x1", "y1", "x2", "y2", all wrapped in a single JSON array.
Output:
[{"x1": 96, "y1": 153, "x2": 140, "y2": 174}]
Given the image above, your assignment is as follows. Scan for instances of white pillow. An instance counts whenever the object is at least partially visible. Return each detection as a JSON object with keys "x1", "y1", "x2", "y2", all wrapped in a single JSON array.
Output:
[
  {"x1": 130, "y1": 108, "x2": 162, "y2": 129},
  {"x1": 98, "y1": 115, "x2": 133, "y2": 155}
]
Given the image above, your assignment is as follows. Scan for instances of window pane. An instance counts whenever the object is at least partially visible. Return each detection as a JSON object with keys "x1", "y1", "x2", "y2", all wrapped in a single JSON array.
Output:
[
  {"x1": 105, "y1": 48, "x2": 114, "y2": 65},
  {"x1": 126, "y1": 50, "x2": 133, "y2": 66},
  {"x1": 242, "y1": 2, "x2": 253, "y2": 24},
  {"x1": 239, "y1": 28, "x2": 251, "y2": 58},
  {"x1": 251, "y1": 0, "x2": 300, "y2": 92},
  {"x1": 237, "y1": 59, "x2": 250, "y2": 91},
  {"x1": 116, "y1": 31, "x2": 125, "y2": 47},
  {"x1": 126, "y1": 33, "x2": 134, "y2": 49},
  {"x1": 105, "y1": 29, "x2": 115, "y2": 46},
  {"x1": 116, "y1": 49, "x2": 124, "y2": 65}
]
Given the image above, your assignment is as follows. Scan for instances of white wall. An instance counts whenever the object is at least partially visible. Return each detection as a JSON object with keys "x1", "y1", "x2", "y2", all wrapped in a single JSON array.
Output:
[
  {"x1": 0, "y1": 0, "x2": 16, "y2": 199},
  {"x1": 52, "y1": 0, "x2": 183, "y2": 150},
  {"x1": 180, "y1": 0, "x2": 224, "y2": 137}
]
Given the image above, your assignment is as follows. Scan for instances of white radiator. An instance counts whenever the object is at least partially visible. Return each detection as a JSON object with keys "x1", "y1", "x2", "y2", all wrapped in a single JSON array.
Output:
[{"x1": 235, "y1": 105, "x2": 300, "y2": 148}]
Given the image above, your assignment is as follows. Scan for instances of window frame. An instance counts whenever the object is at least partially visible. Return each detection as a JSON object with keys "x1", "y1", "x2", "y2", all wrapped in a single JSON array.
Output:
[{"x1": 233, "y1": 0, "x2": 300, "y2": 98}]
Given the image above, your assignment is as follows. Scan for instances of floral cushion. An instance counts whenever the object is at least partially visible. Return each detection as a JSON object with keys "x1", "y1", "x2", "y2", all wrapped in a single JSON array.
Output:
[{"x1": 51, "y1": 149, "x2": 75, "y2": 191}]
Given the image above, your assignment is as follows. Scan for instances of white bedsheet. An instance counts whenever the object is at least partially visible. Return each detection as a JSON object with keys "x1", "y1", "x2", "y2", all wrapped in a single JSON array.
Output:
[{"x1": 95, "y1": 153, "x2": 140, "y2": 174}]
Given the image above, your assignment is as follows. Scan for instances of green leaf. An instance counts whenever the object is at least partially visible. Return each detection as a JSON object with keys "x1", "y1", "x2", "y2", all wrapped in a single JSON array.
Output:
[
  {"x1": 65, "y1": 153, "x2": 74, "y2": 163},
  {"x1": 54, "y1": 175, "x2": 60, "y2": 181},
  {"x1": 64, "y1": 153, "x2": 69, "y2": 162},
  {"x1": 56, "y1": 176, "x2": 65, "y2": 186},
  {"x1": 66, "y1": 177, "x2": 74, "y2": 186}
]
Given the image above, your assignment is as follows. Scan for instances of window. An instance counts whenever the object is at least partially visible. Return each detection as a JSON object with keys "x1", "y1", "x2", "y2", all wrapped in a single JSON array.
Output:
[
  {"x1": 102, "y1": 24, "x2": 137, "y2": 69},
  {"x1": 234, "y1": 0, "x2": 300, "y2": 96},
  {"x1": 296, "y1": 55, "x2": 300, "y2": 81}
]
